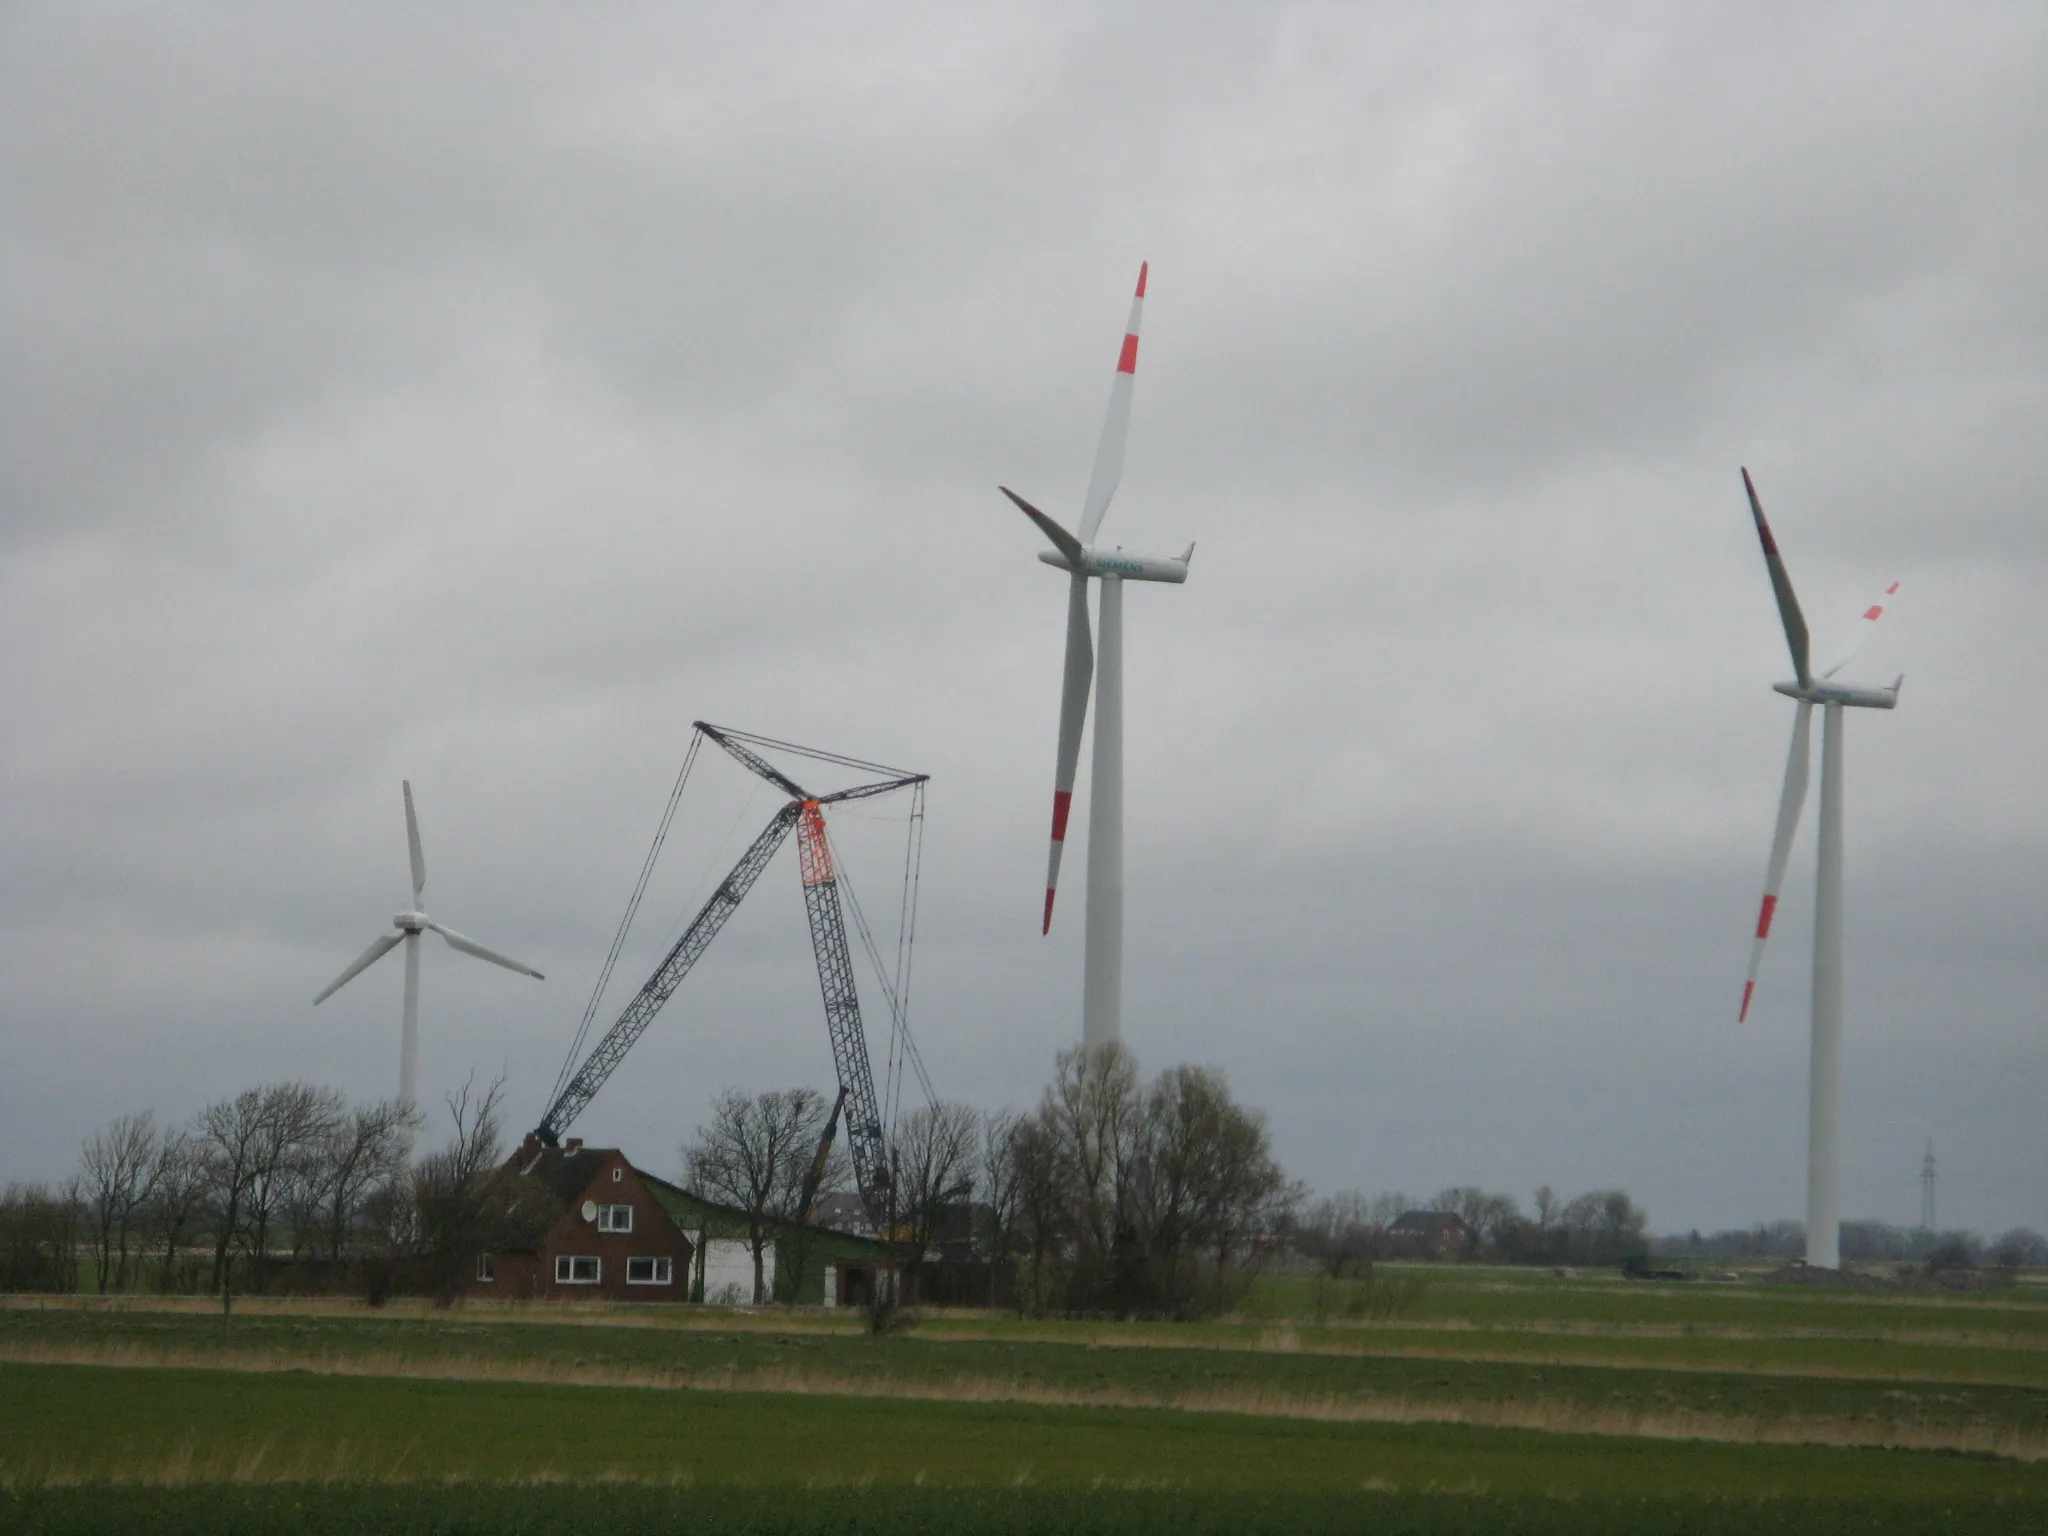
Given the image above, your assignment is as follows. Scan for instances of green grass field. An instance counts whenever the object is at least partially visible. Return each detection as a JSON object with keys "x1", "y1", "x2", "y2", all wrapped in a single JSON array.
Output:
[{"x1": 6, "y1": 1266, "x2": 2048, "y2": 1532}]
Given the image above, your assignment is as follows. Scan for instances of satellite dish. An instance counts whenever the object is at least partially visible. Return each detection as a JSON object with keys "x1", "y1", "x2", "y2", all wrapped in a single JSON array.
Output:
[{"x1": 581, "y1": 1200, "x2": 598, "y2": 1223}]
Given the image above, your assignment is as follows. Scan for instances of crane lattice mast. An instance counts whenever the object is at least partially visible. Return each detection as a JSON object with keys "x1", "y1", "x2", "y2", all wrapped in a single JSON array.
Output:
[{"x1": 532, "y1": 723, "x2": 925, "y2": 1221}]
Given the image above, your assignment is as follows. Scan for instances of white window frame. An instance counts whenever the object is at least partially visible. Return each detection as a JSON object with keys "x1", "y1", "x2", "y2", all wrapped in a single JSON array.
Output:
[
  {"x1": 556, "y1": 1254, "x2": 601, "y2": 1285},
  {"x1": 597, "y1": 1203, "x2": 634, "y2": 1233},
  {"x1": 476, "y1": 1253, "x2": 496, "y2": 1282},
  {"x1": 611, "y1": 1167, "x2": 623, "y2": 1182},
  {"x1": 625, "y1": 1255, "x2": 673, "y2": 1286}
]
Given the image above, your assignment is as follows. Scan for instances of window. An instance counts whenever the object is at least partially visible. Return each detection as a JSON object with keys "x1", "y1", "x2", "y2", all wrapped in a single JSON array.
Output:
[
  {"x1": 555, "y1": 1254, "x2": 600, "y2": 1284},
  {"x1": 626, "y1": 1256, "x2": 673, "y2": 1286},
  {"x1": 597, "y1": 1203, "x2": 633, "y2": 1233},
  {"x1": 476, "y1": 1253, "x2": 496, "y2": 1283},
  {"x1": 611, "y1": 1167, "x2": 623, "y2": 1182}
]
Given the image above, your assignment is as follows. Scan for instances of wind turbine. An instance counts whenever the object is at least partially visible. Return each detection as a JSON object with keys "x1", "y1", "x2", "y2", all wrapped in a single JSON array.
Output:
[
  {"x1": 1736, "y1": 468, "x2": 1901, "y2": 1271},
  {"x1": 999, "y1": 262, "x2": 1192, "y2": 1049},
  {"x1": 314, "y1": 781, "x2": 544, "y2": 1110}
]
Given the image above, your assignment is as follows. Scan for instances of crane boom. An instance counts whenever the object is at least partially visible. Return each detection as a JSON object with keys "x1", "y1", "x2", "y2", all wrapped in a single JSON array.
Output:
[
  {"x1": 797, "y1": 801, "x2": 893, "y2": 1214},
  {"x1": 533, "y1": 802, "x2": 801, "y2": 1144}
]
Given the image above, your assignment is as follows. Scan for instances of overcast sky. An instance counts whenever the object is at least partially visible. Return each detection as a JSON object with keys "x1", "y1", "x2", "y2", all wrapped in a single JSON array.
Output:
[{"x1": 4, "y1": 2, "x2": 2044, "y2": 1237}]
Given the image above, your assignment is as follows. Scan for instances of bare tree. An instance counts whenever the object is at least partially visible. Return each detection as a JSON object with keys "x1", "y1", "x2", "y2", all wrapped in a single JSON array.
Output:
[
  {"x1": 683, "y1": 1088, "x2": 832, "y2": 1303},
  {"x1": 198, "y1": 1082, "x2": 341, "y2": 1302},
  {"x1": 1037, "y1": 1044, "x2": 1142, "y2": 1306},
  {"x1": 979, "y1": 1108, "x2": 1023, "y2": 1302},
  {"x1": 141, "y1": 1131, "x2": 210, "y2": 1292},
  {"x1": 0, "y1": 1180, "x2": 83, "y2": 1293},
  {"x1": 409, "y1": 1075, "x2": 543, "y2": 1304},
  {"x1": 1532, "y1": 1184, "x2": 1561, "y2": 1254},
  {"x1": 893, "y1": 1100, "x2": 979, "y2": 1294},
  {"x1": 80, "y1": 1111, "x2": 159, "y2": 1292},
  {"x1": 1141, "y1": 1064, "x2": 1293, "y2": 1313},
  {"x1": 239, "y1": 1083, "x2": 345, "y2": 1291},
  {"x1": 312, "y1": 1100, "x2": 415, "y2": 1262},
  {"x1": 1302, "y1": 1192, "x2": 1375, "y2": 1280},
  {"x1": 1009, "y1": 1113, "x2": 1068, "y2": 1313},
  {"x1": 199, "y1": 1087, "x2": 269, "y2": 1300}
]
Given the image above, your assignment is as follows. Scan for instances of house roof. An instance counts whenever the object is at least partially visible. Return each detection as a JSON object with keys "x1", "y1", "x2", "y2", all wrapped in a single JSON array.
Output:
[
  {"x1": 1390, "y1": 1210, "x2": 1470, "y2": 1234},
  {"x1": 519, "y1": 1146, "x2": 616, "y2": 1206},
  {"x1": 638, "y1": 1170, "x2": 896, "y2": 1261},
  {"x1": 504, "y1": 1141, "x2": 897, "y2": 1262}
]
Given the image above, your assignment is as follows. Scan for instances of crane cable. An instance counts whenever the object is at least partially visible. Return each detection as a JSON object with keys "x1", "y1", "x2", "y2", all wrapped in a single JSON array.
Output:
[{"x1": 545, "y1": 732, "x2": 703, "y2": 1109}]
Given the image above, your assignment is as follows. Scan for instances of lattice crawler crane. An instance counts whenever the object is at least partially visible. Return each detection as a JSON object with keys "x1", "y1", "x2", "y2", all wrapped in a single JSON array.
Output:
[{"x1": 532, "y1": 723, "x2": 926, "y2": 1220}]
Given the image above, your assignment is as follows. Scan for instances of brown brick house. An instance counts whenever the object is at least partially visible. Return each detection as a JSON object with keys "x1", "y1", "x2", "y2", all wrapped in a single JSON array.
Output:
[
  {"x1": 472, "y1": 1139, "x2": 695, "y2": 1302},
  {"x1": 1387, "y1": 1210, "x2": 1472, "y2": 1260}
]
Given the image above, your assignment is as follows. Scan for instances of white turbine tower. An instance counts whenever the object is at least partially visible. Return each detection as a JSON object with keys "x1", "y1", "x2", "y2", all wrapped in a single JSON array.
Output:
[
  {"x1": 314, "y1": 781, "x2": 545, "y2": 1110},
  {"x1": 1000, "y1": 262, "x2": 1192, "y2": 1049},
  {"x1": 1736, "y1": 468, "x2": 1901, "y2": 1271}
]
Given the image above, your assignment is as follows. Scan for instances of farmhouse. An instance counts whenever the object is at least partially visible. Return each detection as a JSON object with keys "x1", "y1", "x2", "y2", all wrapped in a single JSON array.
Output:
[
  {"x1": 473, "y1": 1138, "x2": 898, "y2": 1306},
  {"x1": 1387, "y1": 1210, "x2": 1473, "y2": 1260}
]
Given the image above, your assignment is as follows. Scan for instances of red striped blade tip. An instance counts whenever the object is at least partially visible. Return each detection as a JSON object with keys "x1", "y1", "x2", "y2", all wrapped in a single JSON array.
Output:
[
  {"x1": 1042, "y1": 888, "x2": 1057, "y2": 935},
  {"x1": 1135, "y1": 261, "x2": 1148, "y2": 297},
  {"x1": 1739, "y1": 980, "x2": 1755, "y2": 1022}
]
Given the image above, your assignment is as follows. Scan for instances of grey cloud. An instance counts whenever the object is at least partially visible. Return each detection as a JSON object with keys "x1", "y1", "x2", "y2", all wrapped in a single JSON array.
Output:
[{"x1": 2, "y1": 3, "x2": 2043, "y2": 1239}]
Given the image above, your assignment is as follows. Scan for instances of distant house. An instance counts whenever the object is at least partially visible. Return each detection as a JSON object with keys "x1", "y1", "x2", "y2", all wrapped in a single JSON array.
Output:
[
  {"x1": 472, "y1": 1137, "x2": 899, "y2": 1307},
  {"x1": 808, "y1": 1191, "x2": 876, "y2": 1239},
  {"x1": 1387, "y1": 1210, "x2": 1472, "y2": 1260}
]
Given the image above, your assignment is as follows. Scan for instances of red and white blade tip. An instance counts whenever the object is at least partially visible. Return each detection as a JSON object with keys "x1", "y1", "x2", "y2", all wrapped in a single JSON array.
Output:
[
  {"x1": 1043, "y1": 889, "x2": 1057, "y2": 935},
  {"x1": 1739, "y1": 980, "x2": 1756, "y2": 1023},
  {"x1": 1135, "y1": 261, "x2": 1147, "y2": 297},
  {"x1": 1865, "y1": 582, "x2": 1901, "y2": 620}
]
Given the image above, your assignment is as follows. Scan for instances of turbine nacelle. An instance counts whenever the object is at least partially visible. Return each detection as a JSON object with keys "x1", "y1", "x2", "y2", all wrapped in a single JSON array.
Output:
[
  {"x1": 1771, "y1": 676, "x2": 1903, "y2": 710},
  {"x1": 1035, "y1": 544, "x2": 1192, "y2": 584},
  {"x1": 393, "y1": 908, "x2": 429, "y2": 933}
]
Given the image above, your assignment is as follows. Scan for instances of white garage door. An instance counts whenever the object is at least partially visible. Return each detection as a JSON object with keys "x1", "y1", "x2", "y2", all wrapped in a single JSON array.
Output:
[{"x1": 700, "y1": 1238, "x2": 772, "y2": 1304}]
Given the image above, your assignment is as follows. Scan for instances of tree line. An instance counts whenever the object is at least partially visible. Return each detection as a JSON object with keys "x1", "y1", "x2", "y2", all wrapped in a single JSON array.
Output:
[
  {"x1": 0, "y1": 1076, "x2": 551, "y2": 1305},
  {"x1": 1297, "y1": 1185, "x2": 1653, "y2": 1272},
  {"x1": 680, "y1": 1045, "x2": 1295, "y2": 1318},
  {"x1": 13, "y1": 1051, "x2": 2038, "y2": 1311}
]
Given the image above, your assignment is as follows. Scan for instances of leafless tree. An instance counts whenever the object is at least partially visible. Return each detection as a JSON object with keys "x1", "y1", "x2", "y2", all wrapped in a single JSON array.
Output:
[
  {"x1": 979, "y1": 1108, "x2": 1023, "y2": 1300},
  {"x1": 0, "y1": 1180, "x2": 83, "y2": 1293},
  {"x1": 310, "y1": 1099, "x2": 415, "y2": 1262},
  {"x1": 1532, "y1": 1184, "x2": 1561, "y2": 1251},
  {"x1": 1014, "y1": 1048, "x2": 1290, "y2": 1317},
  {"x1": 239, "y1": 1083, "x2": 346, "y2": 1290},
  {"x1": 1037, "y1": 1044, "x2": 1142, "y2": 1304},
  {"x1": 683, "y1": 1087, "x2": 832, "y2": 1303},
  {"x1": 1558, "y1": 1189, "x2": 1648, "y2": 1263},
  {"x1": 198, "y1": 1081, "x2": 341, "y2": 1301},
  {"x1": 892, "y1": 1099, "x2": 979, "y2": 1292},
  {"x1": 80, "y1": 1111, "x2": 159, "y2": 1292},
  {"x1": 1009, "y1": 1113, "x2": 1068, "y2": 1312},
  {"x1": 141, "y1": 1130, "x2": 211, "y2": 1292},
  {"x1": 408, "y1": 1074, "x2": 543, "y2": 1304},
  {"x1": 1134, "y1": 1064, "x2": 1294, "y2": 1313}
]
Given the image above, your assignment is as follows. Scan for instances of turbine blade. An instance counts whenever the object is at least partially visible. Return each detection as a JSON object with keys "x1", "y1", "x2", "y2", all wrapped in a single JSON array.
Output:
[
  {"x1": 427, "y1": 921, "x2": 544, "y2": 980},
  {"x1": 1740, "y1": 700, "x2": 1813, "y2": 1021},
  {"x1": 1001, "y1": 486, "x2": 1084, "y2": 566},
  {"x1": 1077, "y1": 261, "x2": 1146, "y2": 544},
  {"x1": 1742, "y1": 468, "x2": 1811, "y2": 690},
  {"x1": 314, "y1": 933, "x2": 402, "y2": 1005},
  {"x1": 1817, "y1": 582, "x2": 1900, "y2": 680},
  {"x1": 403, "y1": 780, "x2": 426, "y2": 902},
  {"x1": 1043, "y1": 572, "x2": 1094, "y2": 933}
]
